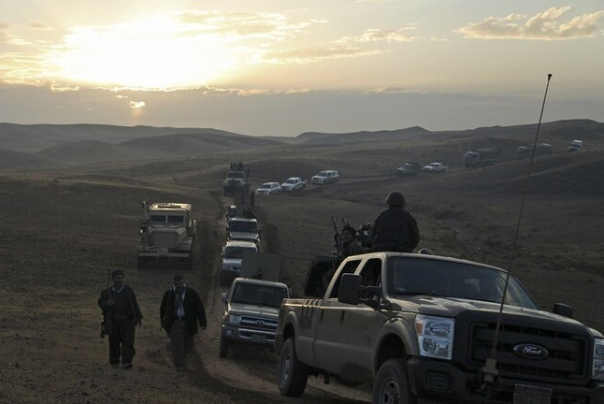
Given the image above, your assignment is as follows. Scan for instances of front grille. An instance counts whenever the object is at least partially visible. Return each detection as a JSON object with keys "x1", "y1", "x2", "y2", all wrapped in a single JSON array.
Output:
[
  {"x1": 240, "y1": 316, "x2": 278, "y2": 331},
  {"x1": 470, "y1": 320, "x2": 588, "y2": 383}
]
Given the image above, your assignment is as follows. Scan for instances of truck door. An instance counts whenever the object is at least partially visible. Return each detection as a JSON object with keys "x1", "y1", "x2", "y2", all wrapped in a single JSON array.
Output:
[{"x1": 314, "y1": 259, "x2": 386, "y2": 380}]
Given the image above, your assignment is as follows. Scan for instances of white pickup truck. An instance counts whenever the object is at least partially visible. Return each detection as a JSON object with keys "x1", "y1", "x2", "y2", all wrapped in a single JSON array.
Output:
[
  {"x1": 280, "y1": 177, "x2": 307, "y2": 192},
  {"x1": 422, "y1": 162, "x2": 447, "y2": 173}
]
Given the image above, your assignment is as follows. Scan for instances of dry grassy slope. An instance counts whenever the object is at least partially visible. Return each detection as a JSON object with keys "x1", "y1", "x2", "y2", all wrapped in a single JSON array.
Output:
[{"x1": 1, "y1": 127, "x2": 603, "y2": 403}]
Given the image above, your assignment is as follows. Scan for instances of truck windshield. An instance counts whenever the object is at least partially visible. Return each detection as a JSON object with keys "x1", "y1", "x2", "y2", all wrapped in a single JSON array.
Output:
[
  {"x1": 224, "y1": 247, "x2": 256, "y2": 259},
  {"x1": 387, "y1": 257, "x2": 538, "y2": 309},
  {"x1": 231, "y1": 283, "x2": 288, "y2": 308},
  {"x1": 168, "y1": 215, "x2": 184, "y2": 223},
  {"x1": 230, "y1": 221, "x2": 258, "y2": 233}
]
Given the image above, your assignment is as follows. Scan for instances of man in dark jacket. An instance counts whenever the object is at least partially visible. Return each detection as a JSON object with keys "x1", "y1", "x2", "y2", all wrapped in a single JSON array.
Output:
[
  {"x1": 98, "y1": 269, "x2": 143, "y2": 369},
  {"x1": 372, "y1": 191, "x2": 420, "y2": 253},
  {"x1": 160, "y1": 275, "x2": 207, "y2": 371}
]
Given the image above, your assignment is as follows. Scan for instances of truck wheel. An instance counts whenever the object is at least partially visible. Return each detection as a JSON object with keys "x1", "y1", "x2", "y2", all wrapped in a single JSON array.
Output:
[
  {"x1": 219, "y1": 334, "x2": 230, "y2": 358},
  {"x1": 278, "y1": 338, "x2": 308, "y2": 396},
  {"x1": 372, "y1": 359, "x2": 416, "y2": 404}
]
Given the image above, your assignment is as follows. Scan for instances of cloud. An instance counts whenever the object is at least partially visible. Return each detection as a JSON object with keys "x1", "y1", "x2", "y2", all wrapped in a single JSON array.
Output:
[
  {"x1": 129, "y1": 101, "x2": 145, "y2": 109},
  {"x1": 336, "y1": 27, "x2": 420, "y2": 44},
  {"x1": 263, "y1": 45, "x2": 382, "y2": 63},
  {"x1": 457, "y1": 6, "x2": 604, "y2": 40}
]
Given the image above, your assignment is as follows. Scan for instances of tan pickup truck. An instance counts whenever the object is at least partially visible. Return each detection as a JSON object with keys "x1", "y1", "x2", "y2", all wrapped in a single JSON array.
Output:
[{"x1": 275, "y1": 252, "x2": 604, "y2": 404}]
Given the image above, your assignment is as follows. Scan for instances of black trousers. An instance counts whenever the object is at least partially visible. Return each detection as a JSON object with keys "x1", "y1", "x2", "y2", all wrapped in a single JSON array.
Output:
[{"x1": 109, "y1": 317, "x2": 136, "y2": 364}]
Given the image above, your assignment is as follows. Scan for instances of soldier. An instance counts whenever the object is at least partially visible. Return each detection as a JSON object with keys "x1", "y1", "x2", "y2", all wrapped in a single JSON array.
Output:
[
  {"x1": 160, "y1": 275, "x2": 207, "y2": 371},
  {"x1": 371, "y1": 191, "x2": 420, "y2": 253},
  {"x1": 341, "y1": 225, "x2": 364, "y2": 258},
  {"x1": 98, "y1": 269, "x2": 143, "y2": 369}
]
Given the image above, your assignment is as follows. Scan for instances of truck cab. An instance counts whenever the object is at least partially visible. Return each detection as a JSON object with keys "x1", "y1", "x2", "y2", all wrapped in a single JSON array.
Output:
[{"x1": 275, "y1": 252, "x2": 604, "y2": 403}]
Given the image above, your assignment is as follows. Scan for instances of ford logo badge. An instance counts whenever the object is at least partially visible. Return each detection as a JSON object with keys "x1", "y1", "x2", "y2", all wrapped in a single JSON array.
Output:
[{"x1": 513, "y1": 343, "x2": 549, "y2": 360}]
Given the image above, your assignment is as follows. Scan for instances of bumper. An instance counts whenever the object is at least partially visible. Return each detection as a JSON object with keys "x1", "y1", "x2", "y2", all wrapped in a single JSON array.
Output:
[
  {"x1": 407, "y1": 358, "x2": 604, "y2": 404},
  {"x1": 221, "y1": 325, "x2": 276, "y2": 349}
]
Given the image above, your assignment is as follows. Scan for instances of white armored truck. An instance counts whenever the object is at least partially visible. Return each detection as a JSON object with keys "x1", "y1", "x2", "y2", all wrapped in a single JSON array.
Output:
[{"x1": 137, "y1": 202, "x2": 196, "y2": 269}]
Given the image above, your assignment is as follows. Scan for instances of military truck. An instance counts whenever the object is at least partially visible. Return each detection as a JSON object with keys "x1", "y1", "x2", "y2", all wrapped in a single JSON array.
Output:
[
  {"x1": 223, "y1": 162, "x2": 251, "y2": 196},
  {"x1": 276, "y1": 252, "x2": 604, "y2": 403},
  {"x1": 516, "y1": 143, "x2": 553, "y2": 159},
  {"x1": 464, "y1": 148, "x2": 501, "y2": 168},
  {"x1": 137, "y1": 202, "x2": 196, "y2": 269}
]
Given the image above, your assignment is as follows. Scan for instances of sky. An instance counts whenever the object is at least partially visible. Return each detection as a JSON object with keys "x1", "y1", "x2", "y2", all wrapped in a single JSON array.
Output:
[{"x1": 0, "y1": 1, "x2": 603, "y2": 137}]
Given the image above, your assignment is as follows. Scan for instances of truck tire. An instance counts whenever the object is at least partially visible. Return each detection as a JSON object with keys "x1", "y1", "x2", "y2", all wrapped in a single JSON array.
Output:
[
  {"x1": 278, "y1": 338, "x2": 308, "y2": 397},
  {"x1": 219, "y1": 334, "x2": 230, "y2": 358},
  {"x1": 372, "y1": 359, "x2": 416, "y2": 404}
]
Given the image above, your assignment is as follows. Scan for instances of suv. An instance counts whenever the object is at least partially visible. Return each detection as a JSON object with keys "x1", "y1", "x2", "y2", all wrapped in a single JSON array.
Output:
[
  {"x1": 219, "y1": 278, "x2": 290, "y2": 358},
  {"x1": 226, "y1": 217, "x2": 261, "y2": 247},
  {"x1": 311, "y1": 170, "x2": 339, "y2": 185},
  {"x1": 219, "y1": 240, "x2": 259, "y2": 286}
]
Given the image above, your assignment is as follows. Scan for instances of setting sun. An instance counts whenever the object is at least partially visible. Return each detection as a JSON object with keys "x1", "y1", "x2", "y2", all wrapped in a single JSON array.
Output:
[{"x1": 47, "y1": 16, "x2": 242, "y2": 89}]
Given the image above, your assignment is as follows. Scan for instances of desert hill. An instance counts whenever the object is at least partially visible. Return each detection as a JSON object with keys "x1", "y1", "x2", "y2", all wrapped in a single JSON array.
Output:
[{"x1": 0, "y1": 119, "x2": 603, "y2": 403}]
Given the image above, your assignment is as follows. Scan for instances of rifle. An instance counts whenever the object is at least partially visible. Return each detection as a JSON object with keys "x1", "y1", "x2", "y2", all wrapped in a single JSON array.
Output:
[
  {"x1": 100, "y1": 268, "x2": 110, "y2": 338},
  {"x1": 331, "y1": 216, "x2": 344, "y2": 258}
]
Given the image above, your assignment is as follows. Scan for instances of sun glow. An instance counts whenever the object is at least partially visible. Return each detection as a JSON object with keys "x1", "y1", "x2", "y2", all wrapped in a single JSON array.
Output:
[{"x1": 48, "y1": 16, "x2": 241, "y2": 89}]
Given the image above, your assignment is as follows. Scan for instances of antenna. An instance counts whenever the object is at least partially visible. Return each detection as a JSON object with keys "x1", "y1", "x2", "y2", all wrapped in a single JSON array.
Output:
[{"x1": 480, "y1": 74, "x2": 553, "y2": 394}]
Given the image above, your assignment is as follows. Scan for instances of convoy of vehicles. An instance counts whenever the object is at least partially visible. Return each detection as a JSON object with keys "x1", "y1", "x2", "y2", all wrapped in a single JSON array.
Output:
[
  {"x1": 311, "y1": 170, "x2": 339, "y2": 185},
  {"x1": 255, "y1": 182, "x2": 282, "y2": 196},
  {"x1": 516, "y1": 143, "x2": 553, "y2": 159},
  {"x1": 226, "y1": 217, "x2": 261, "y2": 247},
  {"x1": 275, "y1": 252, "x2": 604, "y2": 403},
  {"x1": 137, "y1": 202, "x2": 196, "y2": 269},
  {"x1": 219, "y1": 240, "x2": 259, "y2": 286},
  {"x1": 280, "y1": 177, "x2": 307, "y2": 192},
  {"x1": 396, "y1": 162, "x2": 420, "y2": 177},
  {"x1": 463, "y1": 147, "x2": 501, "y2": 168},
  {"x1": 223, "y1": 163, "x2": 251, "y2": 196},
  {"x1": 219, "y1": 278, "x2": 290, "y2": 358},
  {"x1": 569, "y1": 139, "x2": 583, "y2": 152},
  {"x1": 422, "y1": 162, "x2": 448, "y2": 173}
]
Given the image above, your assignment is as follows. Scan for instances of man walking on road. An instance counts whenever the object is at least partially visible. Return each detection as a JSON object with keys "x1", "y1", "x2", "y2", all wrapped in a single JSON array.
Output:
[
  {"x1": 160, "y1": 275, "x2": 207, "y2": 371},
  {"x1": 98, "y1": 269, "x2": 143, "y2": 369}
]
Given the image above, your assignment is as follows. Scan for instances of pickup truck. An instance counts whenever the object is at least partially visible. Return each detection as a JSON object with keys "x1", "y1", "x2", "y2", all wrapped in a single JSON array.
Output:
[
  {"x1": 275, "y1": 252, "x2": 604, "y2": 403},
  {"x1": 220, "y1": 277, "x2": 290, "y2": 358},
  {"x1": 280, "y1": 177, "x2": 307, "y2": 192},
  {"x1": 422, "y1": 162, "x2": 447, "y2": 173}
]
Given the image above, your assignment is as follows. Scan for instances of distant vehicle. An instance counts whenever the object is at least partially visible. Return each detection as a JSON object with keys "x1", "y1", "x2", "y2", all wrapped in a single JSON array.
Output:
[
  {"x1": 396, "y1": 162, "x2": 420, "y2": 177},
  {"x1": 422, "y1": 162, "x2": 447, "y2": 173},
  {"x1": 219, "y1": 277, "x2": 290, "y2": 358},
  {"x1": 311, "y1": 170, "x2": 339, "y2": 185},
  {"x1": 255, "y1": 182, "x2": 281, "y2": 196},
  {"x1": 463, "y1": 148, "x2": 501, "y2": 168},
  {"x1": 219, "y1": 240, "x2": 259, "y2": 287},
  {"x1": 226, "y1": 217, "x2": 261, "y2": 247},
  {"x1": 223, "y1": 162, "x2": 251, "y2": 196},
  {"x1": 137, "y1": 202, "x2": 196, "y2": 269},
  {"x1": 569, "y1": 140, "x2": 583, "y2": 152},
  {"x1": 280, "y1": 177, "x2": 307, "y2": 192},
  {"x1": 516, "y1": 143, "x2": 553, "y2": 159}
]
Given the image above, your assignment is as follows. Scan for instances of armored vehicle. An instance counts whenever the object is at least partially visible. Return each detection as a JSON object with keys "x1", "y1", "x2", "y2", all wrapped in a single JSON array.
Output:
[
  {"x1": 226, "y1": 217, "x2": 261, "y2": 247},
  {"x1": 137, "y1": 202, "x2": 196, "y2": 269},
  {"x1": 223, "y1": 162, "x2": 250, "y2": 196}
]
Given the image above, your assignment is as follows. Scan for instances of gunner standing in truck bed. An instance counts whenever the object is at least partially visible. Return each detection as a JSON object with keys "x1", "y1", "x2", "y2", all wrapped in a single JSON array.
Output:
[{"x1": 371, "y1": 191, "x2": 420, "y2": 252}]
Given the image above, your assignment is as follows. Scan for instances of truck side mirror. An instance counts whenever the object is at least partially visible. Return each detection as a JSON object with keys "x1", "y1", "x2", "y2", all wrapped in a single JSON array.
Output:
[
  {"x1": 221, "y1": 292, "x2": 228, "y2": 304},
  {"x1": 338, "y1": 274, "x2": 362, "y2": 305},
  {"x1": 553, "y1": 303, "x2": 573, "y2": 318}
]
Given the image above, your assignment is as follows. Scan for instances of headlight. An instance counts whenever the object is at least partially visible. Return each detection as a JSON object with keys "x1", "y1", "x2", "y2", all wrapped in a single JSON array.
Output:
[
  {"x1": 228, "y1": 314, "x2": 242, "y2": 325},
  {"x1": 414, "y1": 314, "x2": 455, "y2": 360},
  {"x1": 593, "y1": 338, "x2": 604, "y2": 381}
]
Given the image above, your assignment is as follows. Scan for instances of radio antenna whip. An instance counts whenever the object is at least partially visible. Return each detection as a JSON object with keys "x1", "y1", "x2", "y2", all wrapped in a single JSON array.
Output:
[{"x1": 480, "y1": 74, "x2": 553, "y2": 394}]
